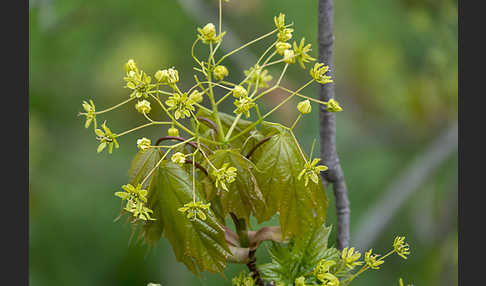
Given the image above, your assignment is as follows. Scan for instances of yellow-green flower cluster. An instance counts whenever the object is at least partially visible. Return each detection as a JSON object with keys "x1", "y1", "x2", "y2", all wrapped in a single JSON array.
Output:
[
  {"x1": 189, "y1": 90, "x2": 203, "y2": 103},
  {"x1": 313, "y1": 260, "x2": 339, "y2": 286},
  {"x1": 155, "y1": 67, "x2": 179, "y2": 87},
  {"x1": 274, "y1": 13, "x2": 293, "y2": 42},
  {"x1": 197, "y1": 23, "x2": 225, "y2": 44},
  {"x1": 115, "y1": 183, "x2": 155, "y2": 221},
  {"x1": 213, "y1": 65, "x2": 229, "y2": 81},
  {"x1": 168, "y1": 126, "x2": 179, "y2": 137},
  {"x1": 297, "y1": 99, "x2": 312, "y2": 114},
  {"x1": 275, "y1": 42, "x2": 292, "y2": 55},
  {"x1": 123, "y1": 59, "x2": 156, "y2": 99},
  {"x1": 341, "y1": 247, "x2": 364, "y2": 269},
  {"x1": 310, "y1": 63, "x2": 333, "y2": 85},
  {"x1": 171, "y1": 152, "x2": 187, "y2": 166},
  {"x1": 81, "y1": 100, "x2": 97, "y2": 129},
  {"x1": 244, "y1": 64, "x2": 273, "y2": 89},
  {"x1": 135, "y1": 99, "x2": 151, "y2": 114},
  {"x1": 234, "y1": 96, "x2": 255, "y2": 118},
  {"x1": 165, "y1": 92, "x2": 196, "y2": 119},
  {"x1": 232, "y1": 85, "x2": 247, "y2": 98},
  {"x1": 212, "y1": 163, "x2": 237, "y2": 191},
  {"x1": 298, "y1": 158, "x2": 328, "y2": 186},
  {"x1": 95, "y1": 121, "x2": 119, "y2": 154},
  {"x1": 364, "y1": 249, "x2": 385, "y2": 270},
  {"x1": 293, "y1": 38, "x2": 316, "y2": 69},
  {"x1": 393, "y1": 236, "x2": 411, "y2": 259},
  {"x1": 137, "y1": 137, "x2": 151, "y2": 152},
  {"x1": 283, "y1": 49, "x2": 296, "y2": 64},
  {"x1": 326, "y1": 98, "x2": 343, "y2": 112},
  {"x1": 178, "y1": 201, "x2": 211, "y2": 221}
]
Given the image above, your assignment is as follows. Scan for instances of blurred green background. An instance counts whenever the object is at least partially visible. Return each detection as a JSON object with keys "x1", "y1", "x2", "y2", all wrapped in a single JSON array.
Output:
[{"x1": 29, "y1": 0, "x2": 457, "y2": 285}]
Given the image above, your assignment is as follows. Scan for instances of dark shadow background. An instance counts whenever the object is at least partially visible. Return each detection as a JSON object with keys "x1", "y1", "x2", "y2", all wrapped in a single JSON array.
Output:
[{"x1": 29, "y1": 0, "x2": 457, "y2": 285}]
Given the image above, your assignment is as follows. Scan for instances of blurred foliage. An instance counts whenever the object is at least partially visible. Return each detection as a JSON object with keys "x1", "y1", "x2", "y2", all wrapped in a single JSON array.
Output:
[{"x1": 29, "y1": 0, "x2": 457, "y2": 285}]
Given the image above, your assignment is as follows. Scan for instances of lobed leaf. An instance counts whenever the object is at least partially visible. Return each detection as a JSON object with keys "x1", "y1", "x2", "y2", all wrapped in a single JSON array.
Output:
[
  {"x1": 204, "y1": 149, "x2": 267, "y2": 223},
  {"x1": 259, "y1": 224, "x2": 338, "y2": 285},
  {"x1": 144, "y1": 161, "x2": 231, "y2": 275},
  {"x1": 249, "y1": 123, "x2": 329, "y2": 239}
]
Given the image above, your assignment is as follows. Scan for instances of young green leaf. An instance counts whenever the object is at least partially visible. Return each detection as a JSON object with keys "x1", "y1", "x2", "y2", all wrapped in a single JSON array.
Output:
[
  {"x1": 259, "y1": 224, "x2": 339, "y2": 285},
  {"x1": 204, "y1": 149, "x2": 267, "y2": 223},
  {"x1": 128, "y1": 148, "x2": 162, "y2": 189},
  {"x1": 250, "y1": 124, "x2": 329, "y2": 239},
  {"x1": 144, "y1": 161, "x2": 231, "y2": 275}
]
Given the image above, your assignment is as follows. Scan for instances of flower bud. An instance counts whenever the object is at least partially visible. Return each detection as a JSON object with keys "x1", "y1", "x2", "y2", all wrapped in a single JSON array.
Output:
[
  {"x1": 213, "y1": 65, "x2": 229, "y2": 81},
  {"x1": 171, "y1": 152, "x2": 186, "y2": 165},
  {"x1": 124, "y1": 59, "x2": 137, "y2": 73},
  {"x1": 326, "y1": 98, "x2": 343, "y2": 112},
  {"x1": 168, "y1": 127, "x2": 179, "y2": 137},
  {"x1": 167, "y1": 68, "x2": 179, "y2": 85},
  {"x1": 189, "y1": 90, "x2": 203, "y2": 103},
  {"x1": 276, "y1": 42, "x2": 292, "y2": 55},
  {"x1": 201, "y1": 23, "x2": 216, "y2": 39},
  {"x1": 135, "y1": 100, "x2": 151, "y2": 114},
  {"x1": 297, "y1": 99, "x2": 312, "y2": 114},
  {"x1": 274, "y1": 13, "x2": 286, "y2": 30},
  {"x1": 137, "y1": 137, "x2": 151, "y2": 152},
  {"x1": 154, "y1": 70, "x2": 166, "y2": 82},
  {"x1": 232, "y1": 85, "x2": 247, "y2": 98},
  {"x1": 283, "y1": 49, "x2": 296, "y2": 64}
]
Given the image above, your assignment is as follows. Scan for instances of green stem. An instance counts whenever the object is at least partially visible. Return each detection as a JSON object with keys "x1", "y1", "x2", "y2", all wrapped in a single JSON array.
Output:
[
  {"x1": 230, "y1": 213, "x2": 249, "y2": 248},
  {"x1": 91, "y1": 97, "x2": 135, "y2": 115}
]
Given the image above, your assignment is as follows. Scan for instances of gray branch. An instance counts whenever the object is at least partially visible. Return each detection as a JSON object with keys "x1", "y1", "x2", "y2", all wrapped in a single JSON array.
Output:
[
  {"x1": 318, "y1": 0, "x2": 350, "y2": 250},
  {"x1": 353, "y1": 122, "x2": 458, "y2": 250}
]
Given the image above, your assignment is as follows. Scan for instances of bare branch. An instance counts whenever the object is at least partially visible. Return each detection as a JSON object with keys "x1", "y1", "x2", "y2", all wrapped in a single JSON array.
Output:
[
  {"x1": 353, "y1": 122, "x2": 458, "y2": 250},
  {"x1": 318, "y1": 0, "x2": 350, "y2": 250}
]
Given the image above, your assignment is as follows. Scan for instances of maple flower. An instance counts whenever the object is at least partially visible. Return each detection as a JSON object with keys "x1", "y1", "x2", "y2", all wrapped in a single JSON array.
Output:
[
  {"x1": 81, "y1": 99, "x2": 96, "y2": 129},
  {"x1": 297, "y1": 99, "x2": 312, "y2": 114},
  {"x1": 298, "y1": 158, "x2": 328, "y2": 186},
  {"x1": 283, "y1": 49, "x2": 296, "y2": 64},
  {"x1": 136, "y1": 137, "x2": 151, "y2": 152},
  {"x1": 124, "y1": 59, "x2": 137, "y2": 73},
  {"x1": 313, "y1": 259, "x2": 336, "y2": 283},
  {"x1": 275, "y1": 42, "x2": 292, "y2": 55},
  {"x1": 309, "y1": 63, "x2": 333, "y2": 85},
  {"x1": 197, "y1": 23, "x2": 225, "y2": 44},
  {"x1": 213, "y1": 65, "x2": 229, "y2": 81},
  {"x1": 232, "y1": 85, "x2": 248, "y2": 98},
  {"x1": 115, "y1": 183, "x2": 155, "y2": 221},
  {"x1": 364, "y1": 249, "x2": 385, "y2": 270},
  {"x1": 168, "y1": 126, "x2": 179, "y2": 137},
  {"x1": 124, "y1": 69, "x2": 155, "y2": 99},
  {"x1": 274, "y1": 13, "x2": 287, "y2": 31},
  {"x1": 244, "y1": 64, "x2": 273, "y2": 89},
  {"x1": 293, "y1": 38, "x2": 316, "y2": 69},
  {"x1": 326, "y1": 98, "x2": 343, "y2": 112},
  {"x1": 171, "y1": 152, "x2": 186, "y2": 165},
  {"x1": 212, "y1": 163, "x2": 237, "y2": 191},
  {"x1": 277, "y1": 27, "x2": 294, "y2": 42},
  {"x1": 234, "y1": 96, "x2": 255, "y2": 118},
  {"x1": 178, "y1": 201, "x2": 211, "y2": 221},
  {"x1": 95, "y1": 121, "x2": 119, "y2": 154},
  {"x1": 341, "y1": 247, "x2": 364, "y2": 269},
  {"x1": 393, "y1": 236, "x2": 411, "y2": 259},
  {"x1": 165, "y1": 92, "x2": 196, "y2": 119},
  {"x1": 135, "y1": 99, "x2": 151, "y2": 114}
]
